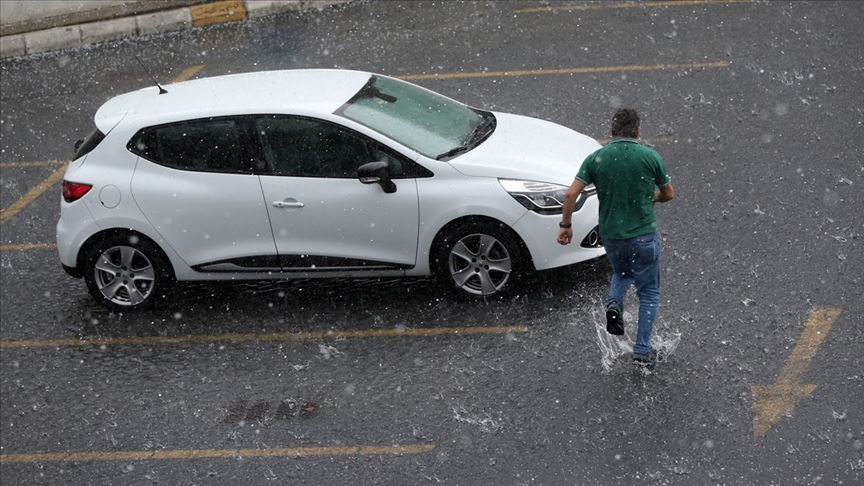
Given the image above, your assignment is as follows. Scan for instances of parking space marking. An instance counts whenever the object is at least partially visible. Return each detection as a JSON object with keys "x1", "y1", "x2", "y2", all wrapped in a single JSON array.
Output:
[
  {"x1": 173, "y1": 64, "x2": 206, "y2": 82},
  {"x1": 515, "y1": 0, "x2": 750, "y2": 14},
  {"x1": 0, "y1": 443, "x2": 435, "y2": 464},
  {"x1": 0, "y1": 164, "x2": 67, "y2": 225},
  {"x1": 0, "y1": 325, "x2": 528, "y2": 350},
  {"x1": 397, "y1": 60, "x2": 729, "y2": 81},
  {"x1": 752, "y1": 307, "x2": 842, "y2": 438},
  {"x1": 0, "y1": 160, "x2": 65, "y2": 169},
  {"x1": 0, "y1": 242, "x2": 56, "y2": 252}
]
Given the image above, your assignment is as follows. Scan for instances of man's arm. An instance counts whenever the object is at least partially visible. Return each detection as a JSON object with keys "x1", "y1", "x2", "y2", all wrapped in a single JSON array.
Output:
[
  {"x1": 557, "y1": 178, "x2": 586, "y2": 245},
  {"x1": 653, "y1": 182, "x2": 675, "y2": 203}
]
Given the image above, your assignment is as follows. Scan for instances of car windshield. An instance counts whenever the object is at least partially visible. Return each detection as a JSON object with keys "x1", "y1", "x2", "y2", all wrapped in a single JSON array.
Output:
[{"x1": 336, "y1": 75, "x2": 485, "y2": 158}]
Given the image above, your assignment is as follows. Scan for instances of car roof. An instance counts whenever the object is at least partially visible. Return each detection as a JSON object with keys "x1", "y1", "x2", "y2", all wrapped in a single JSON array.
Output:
[{"x1": 94, "y1": 69, "x2": 372, "y2": 132}]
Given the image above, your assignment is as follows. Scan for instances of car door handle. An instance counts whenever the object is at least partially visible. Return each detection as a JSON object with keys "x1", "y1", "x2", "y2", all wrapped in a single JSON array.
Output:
[{"x1": 273, "y1": 199, "x2": 305, "y2": 208}]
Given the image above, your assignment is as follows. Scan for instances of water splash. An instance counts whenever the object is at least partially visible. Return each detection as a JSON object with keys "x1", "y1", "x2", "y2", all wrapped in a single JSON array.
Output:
[{"x1": 592, "y1": 305, "x2": 682, "y2": 372}]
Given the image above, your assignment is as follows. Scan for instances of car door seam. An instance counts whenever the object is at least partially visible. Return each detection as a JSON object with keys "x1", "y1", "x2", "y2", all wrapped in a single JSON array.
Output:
[{"x1": 257, "y1": 174, "x2": 281, "y2": 262}]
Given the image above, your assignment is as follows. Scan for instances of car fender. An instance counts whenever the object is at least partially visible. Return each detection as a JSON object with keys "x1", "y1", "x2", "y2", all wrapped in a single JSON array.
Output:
[
  {"x1": 410, "y1": 169, "x2": 528, "y2": 275},
  {"x1": 74, "y1": 214, "x2": 190, "y2": 280}
]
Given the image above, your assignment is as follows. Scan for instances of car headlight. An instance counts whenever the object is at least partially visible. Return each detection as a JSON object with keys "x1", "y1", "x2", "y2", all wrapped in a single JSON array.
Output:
[{"x1": 499, "y1": 179, "x2": 595, "y2": 215}]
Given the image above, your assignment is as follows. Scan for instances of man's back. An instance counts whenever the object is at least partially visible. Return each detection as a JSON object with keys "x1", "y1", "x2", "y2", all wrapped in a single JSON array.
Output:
[{"x1": 576, "y1": 139, "x2": 670, "y2": 241}]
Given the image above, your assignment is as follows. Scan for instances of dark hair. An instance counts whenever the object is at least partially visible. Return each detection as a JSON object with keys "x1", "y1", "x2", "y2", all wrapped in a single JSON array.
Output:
[{"x1": 611, "y1": 108, "x2": 640, "y2": 138}]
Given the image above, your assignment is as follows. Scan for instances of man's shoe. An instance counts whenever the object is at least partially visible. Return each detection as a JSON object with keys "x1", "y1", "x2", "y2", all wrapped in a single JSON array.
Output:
[
  {"x1": 633, "y1": 351, "x2": 657, "y2": 370},
  {"x1": 606, "y1": 305, "x2": 624, "y2": 335}
]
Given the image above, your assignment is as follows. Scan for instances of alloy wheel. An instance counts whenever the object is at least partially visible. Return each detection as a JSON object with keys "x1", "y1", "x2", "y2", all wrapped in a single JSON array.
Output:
[
  {"x1": 93, "y1": 246, "x2": 156, "y2": 306},
  {"x1": 448, "y1": 233, "x2": 512, "y2": 295}
]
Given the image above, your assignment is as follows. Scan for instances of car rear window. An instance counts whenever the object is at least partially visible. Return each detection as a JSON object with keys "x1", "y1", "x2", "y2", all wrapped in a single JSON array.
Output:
[
  {"x1": 128, "y1": 118, "x2": 251, "y2": 173},
  {"x1": 74, "y1": 128, "x2": 105, "y2": 161}
]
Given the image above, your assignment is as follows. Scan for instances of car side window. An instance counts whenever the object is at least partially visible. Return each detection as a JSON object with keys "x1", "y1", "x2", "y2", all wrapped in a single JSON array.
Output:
[
  {"x1": 128, "y1": 118, "x2": 251, "y2": 173},
  {"x1": 255, "y1": 116, "x2": 433, "y2": 179},
  {"x1": 255, "y1": 116, "x2": 372, "y2": 178},
  {"x1": 74, "y1": 127, "x2": 106, "y2": 161}
]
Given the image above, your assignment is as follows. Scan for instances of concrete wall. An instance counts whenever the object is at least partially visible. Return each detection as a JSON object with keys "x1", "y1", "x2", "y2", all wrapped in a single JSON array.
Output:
[
  {"x1": 0, "y1": 0, "x2": 205, "y2": 36},
  {"x1": 1, "y1": 1, "x2": 132, "y2": 25},
  {"x1": 0, "y1": 0, "x2": 352, "y2": 57}
]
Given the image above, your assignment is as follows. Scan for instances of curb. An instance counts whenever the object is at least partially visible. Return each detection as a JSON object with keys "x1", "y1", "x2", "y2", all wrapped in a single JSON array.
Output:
[{"x1": 0, "y1": 0, "x2": 351, "y2": 59}]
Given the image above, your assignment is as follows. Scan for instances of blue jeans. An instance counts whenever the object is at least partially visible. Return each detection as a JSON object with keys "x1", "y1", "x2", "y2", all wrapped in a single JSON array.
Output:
[{"x1": 603, "y1": 232, "x2": 662, "y2": 356}]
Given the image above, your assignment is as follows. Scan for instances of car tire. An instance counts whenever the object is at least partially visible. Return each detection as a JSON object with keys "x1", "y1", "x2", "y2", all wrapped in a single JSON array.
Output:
[
  {"x1": 83, "y1": 234, "x2": 173, "y2": 311},
  {"x1": 432, "y1": 220, "x2": 527, "y2": 298}
]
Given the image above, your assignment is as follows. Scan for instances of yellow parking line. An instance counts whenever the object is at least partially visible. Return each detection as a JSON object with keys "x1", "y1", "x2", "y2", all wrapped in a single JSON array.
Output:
[
  {"x1": 0, "y1": 160, "x2": 66, "y2": 169},
  {"x1": 516, "y1": 0, "x2": 751, "y2": 14},
  {"x1": 0, "y1": 242, "x2": 56, "y2": 252},
  {"x1": 752, "y1": 307, "x2": 842, "y2": 438},
  {"x1": 0, "y1": 163, "x2": 67, "y2": 225},
  {"x1": 0, "y1": 325, "x2": 528, "y2": 349},
  {"x1": 173, "y1": 64, "x2": 206, "y2": 83},
  {"x1": 0, "y1": 443, "x2": 435, "y2": 464},
  {"x1": 397, "y1": 60, "x2": 729, "y2": 81}
]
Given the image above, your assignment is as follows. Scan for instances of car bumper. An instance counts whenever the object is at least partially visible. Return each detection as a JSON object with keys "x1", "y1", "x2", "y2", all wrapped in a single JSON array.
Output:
[
  {"x1": 512, "y1": 194, "x2": 605, "y2": 271},
  {"x1": 56, "y1": 198, "x2": 100, "y2": 272}
]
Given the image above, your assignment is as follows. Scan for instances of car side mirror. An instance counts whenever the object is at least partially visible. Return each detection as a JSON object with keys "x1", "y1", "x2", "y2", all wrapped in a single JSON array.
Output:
[{"x1": 358, "y1": 161, "x2": 397, "y2": 194}]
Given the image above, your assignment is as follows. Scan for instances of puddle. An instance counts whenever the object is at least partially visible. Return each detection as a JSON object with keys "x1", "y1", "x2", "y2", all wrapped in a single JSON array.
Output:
[{"x1": 591, "y1": 305, "x2": 682, "y2": 372}]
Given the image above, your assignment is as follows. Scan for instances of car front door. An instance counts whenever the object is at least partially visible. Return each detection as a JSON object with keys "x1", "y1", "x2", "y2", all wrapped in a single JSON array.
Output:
[
  {"x1": 254, "y1": 115, "x2": 421, "y2": 270},
  {"x1": 129, "y1": 117, "x2": 278, "y2": 270}
]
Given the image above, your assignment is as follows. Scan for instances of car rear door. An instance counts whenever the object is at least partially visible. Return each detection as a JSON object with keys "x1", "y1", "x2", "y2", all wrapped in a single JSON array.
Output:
[
  {"x1": 129, "y1": 116, "x2": 278, "y2": 270},
  {"x1": 254, "y1": 115, "x2": 421, "y2": 270}
]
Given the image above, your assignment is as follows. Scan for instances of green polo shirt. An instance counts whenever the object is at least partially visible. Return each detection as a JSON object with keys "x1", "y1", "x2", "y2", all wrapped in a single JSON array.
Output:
[{"x1": 575, "y1": 138, "x2": 671, "y2": 240}]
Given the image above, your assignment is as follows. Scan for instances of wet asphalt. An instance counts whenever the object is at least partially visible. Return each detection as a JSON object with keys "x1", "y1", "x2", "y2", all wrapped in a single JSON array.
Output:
[{"x1": 1, "y1": 1, "x2": 863, "y2": 484}]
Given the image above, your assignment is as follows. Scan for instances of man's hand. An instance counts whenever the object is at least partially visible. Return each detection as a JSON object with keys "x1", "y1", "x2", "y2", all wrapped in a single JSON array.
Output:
[
  {"x1": 556, "y1": 178, "x2": 585, "y2": 245},
  {"x1": 653, "y1": 183, "x2": 675, "y2": 203},
  {"x1": 557, "y1": 227, "x2": 573, "y2": 245}
]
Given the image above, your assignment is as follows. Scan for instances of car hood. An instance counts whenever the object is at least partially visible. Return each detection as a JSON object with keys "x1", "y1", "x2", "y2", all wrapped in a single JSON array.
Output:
[{"x1": 446, "y1": 112, "x2": 601, "y2": 186}]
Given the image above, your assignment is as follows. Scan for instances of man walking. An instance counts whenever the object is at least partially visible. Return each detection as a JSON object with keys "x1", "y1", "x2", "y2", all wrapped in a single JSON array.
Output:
[{"x1": 557, "y1": 108, "x2": 675, "y2": 369}]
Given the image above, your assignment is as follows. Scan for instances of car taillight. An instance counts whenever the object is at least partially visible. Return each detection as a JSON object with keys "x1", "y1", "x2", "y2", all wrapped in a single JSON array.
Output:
[{"x1": 62, "y1": 181, "x2": 92, "y2": 203}]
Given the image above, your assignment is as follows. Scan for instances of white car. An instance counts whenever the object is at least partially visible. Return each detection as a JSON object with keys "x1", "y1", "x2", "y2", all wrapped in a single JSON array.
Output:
[{"x1": 57, "y1": 69, "x2": 604, "y2": 309}]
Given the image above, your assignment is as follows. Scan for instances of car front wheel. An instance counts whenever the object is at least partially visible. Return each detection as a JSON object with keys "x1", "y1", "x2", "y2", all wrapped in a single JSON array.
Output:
[
  {"x1": 433, "y1": 221, "x2": 526, "y2": 297},
  {"x1": 83, "y1": 235, "x2": 171, "y2": 311}
]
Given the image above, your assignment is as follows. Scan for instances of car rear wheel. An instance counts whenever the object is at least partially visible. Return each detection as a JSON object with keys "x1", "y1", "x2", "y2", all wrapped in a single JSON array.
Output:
[
  {"x1": 433, "y1": 221, "x2": 526, "y2": 297},
  {"x1": 83, "y1": 235, "x2": 171, "y2": 311}
]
